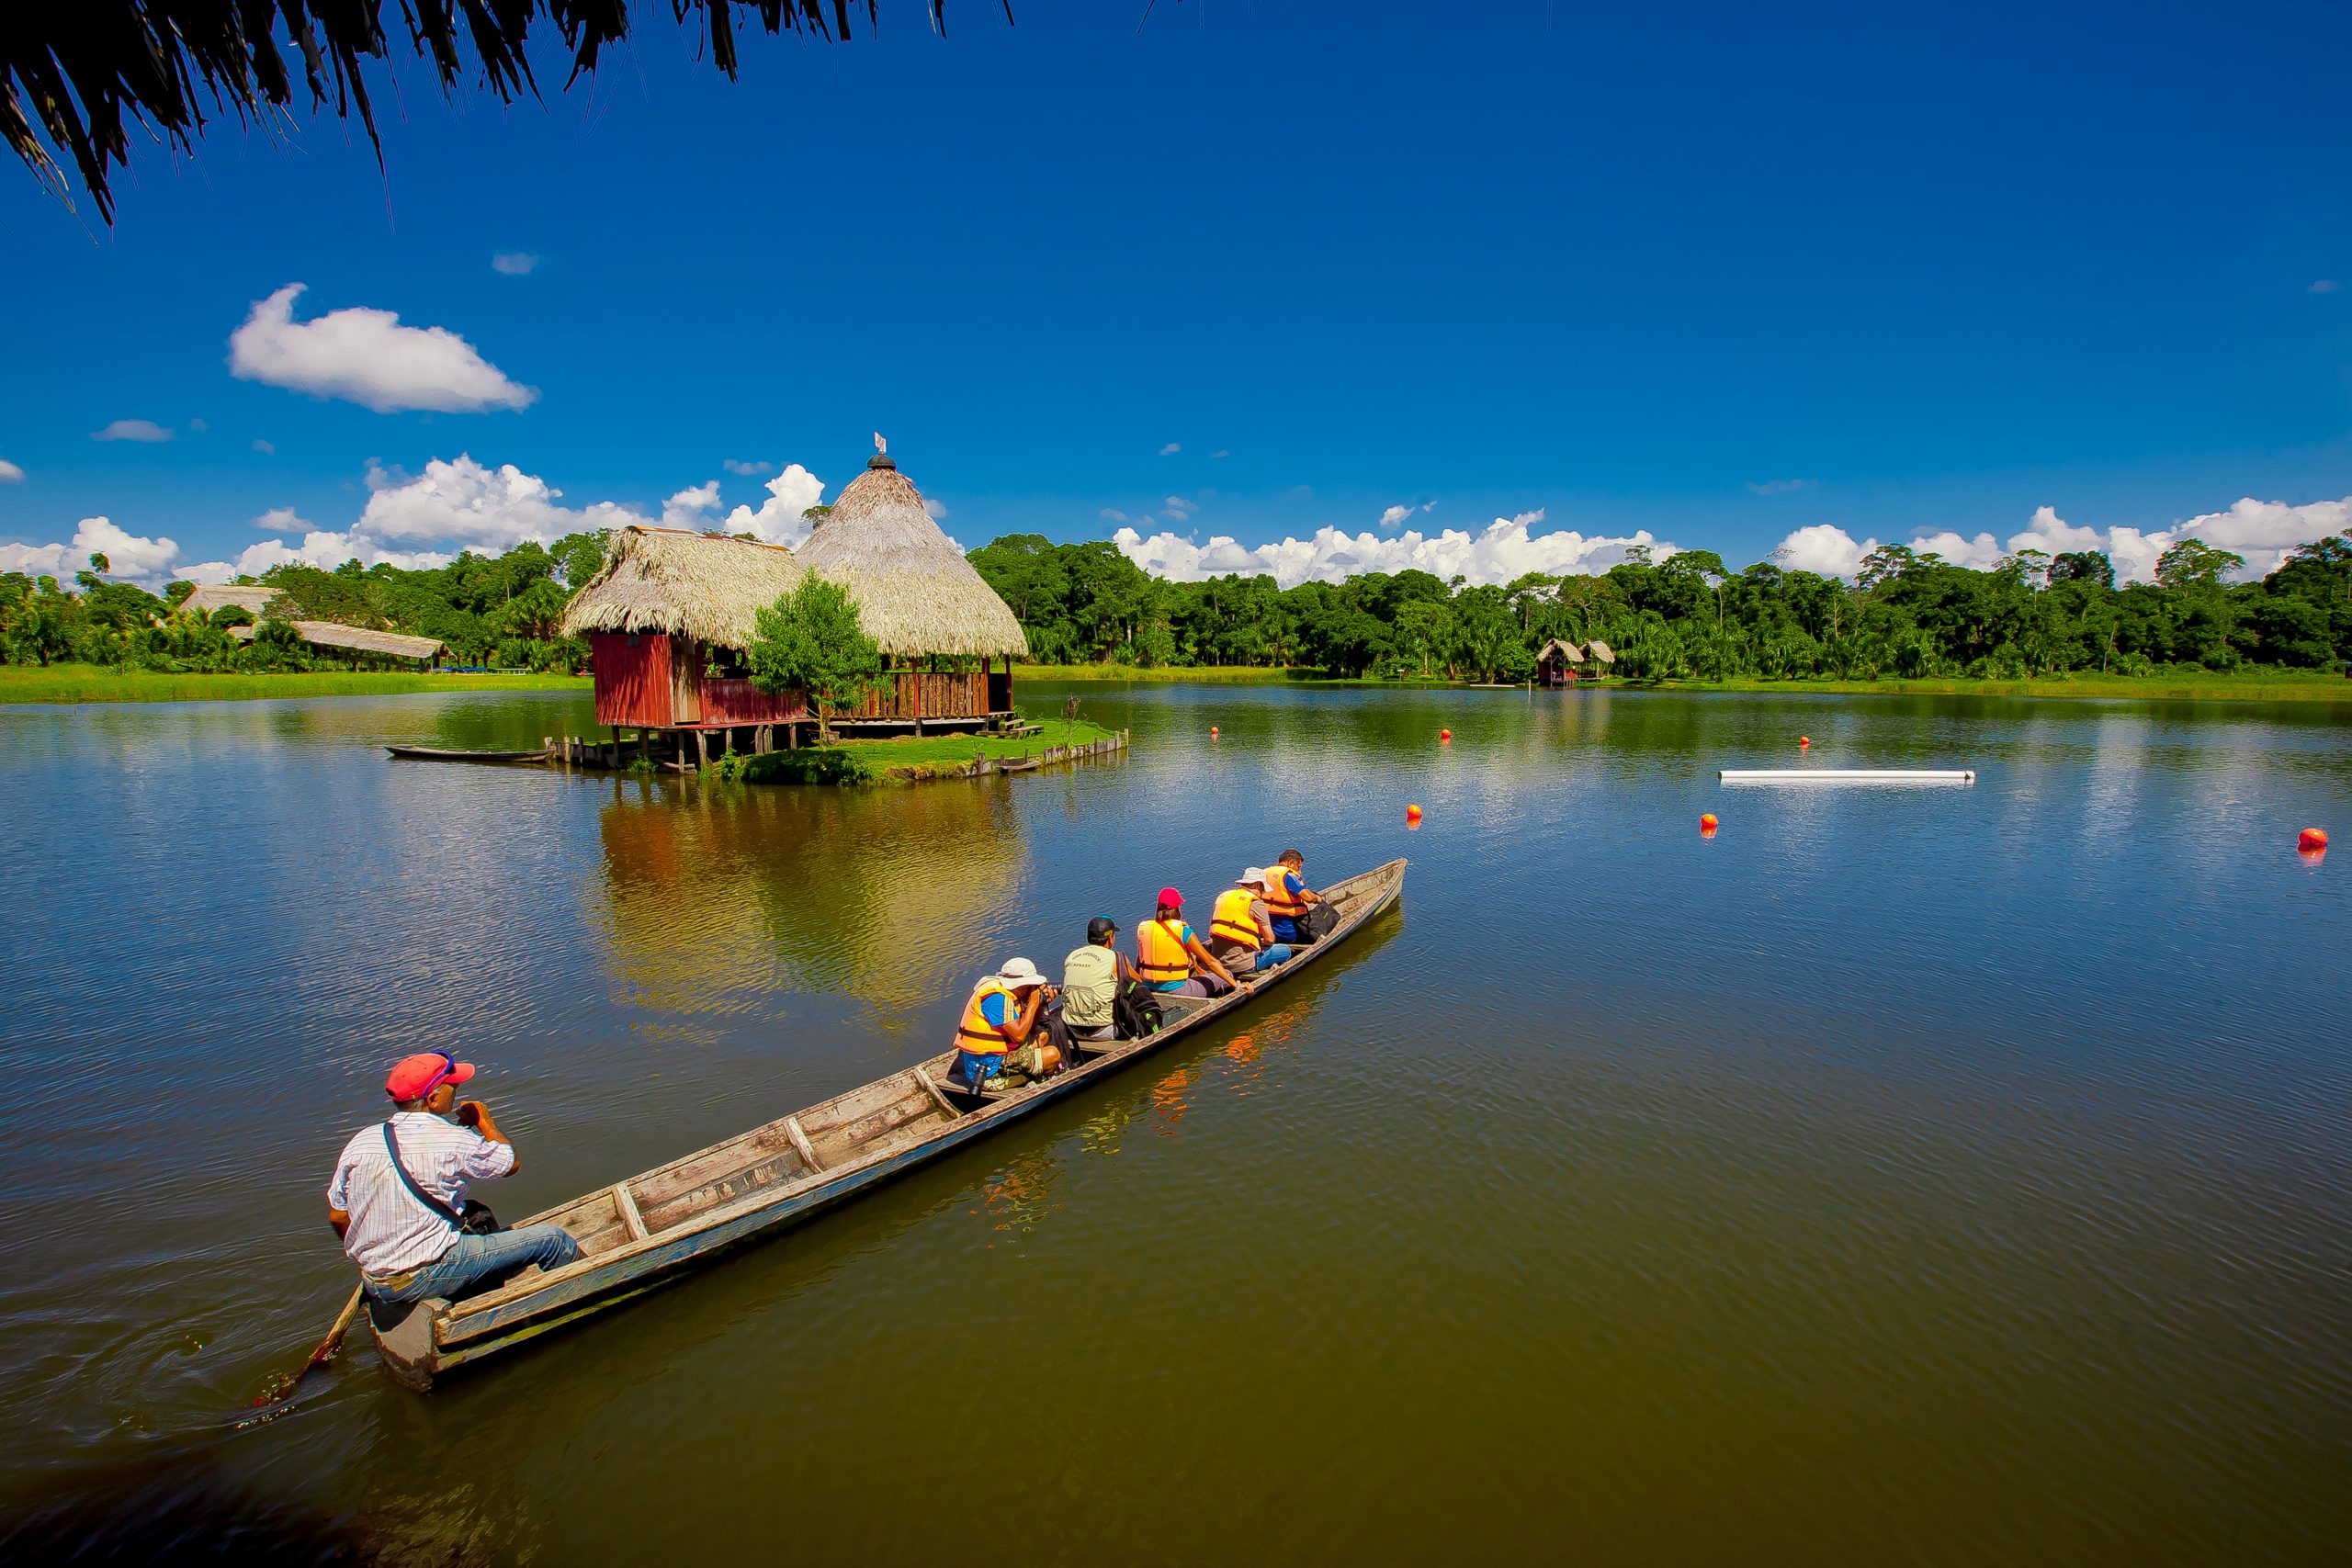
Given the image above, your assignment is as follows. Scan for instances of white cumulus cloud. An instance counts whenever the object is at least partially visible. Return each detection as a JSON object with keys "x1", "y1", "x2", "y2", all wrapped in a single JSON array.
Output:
[
  {"x1": 723, "y1": 458, "x2": 775, "y2": 477},
  {"x1": 1377, "y1": 504, "x2": 1414, "y2": 530},
  {"x1": 0, "y1": 517, "x2": 185, "y2": 585},
  {"x1": 94, "y1": 419, "x2": 172, "y2": 443},
  {"x1": 1771, "y1": 494, "x2": 2352, "y2": 585},
  {"x1": 1159, "y1": 443, "x2": 1182, "y2": 456},
  {"x1": 229, "y1": 284, "x2": 537, "y2": 413},
  {"x1": 251, "y1": 439, "x2": 276, "y2": 456},
  {"x1": 252, "y1": 506, "x2": 311, "y2": 533},
  {"x1": 355, "y1": 455, "x2": 640, "y2": 551},
  {"x1": 0, "y1": 458, "x2": 22, "y2": 482},
  {"x1": 923, "y1": 498, "x2": 949, "y2": 521},
  {"x1": 1114, "y1": 508, "x2": 1671, "y2": 588},
  {"x1": 491, "y1": 253, "x2": 540, "y2": 276},
  {"x1": 721, "y1": 463, "x2": 828, "y2": 547}
]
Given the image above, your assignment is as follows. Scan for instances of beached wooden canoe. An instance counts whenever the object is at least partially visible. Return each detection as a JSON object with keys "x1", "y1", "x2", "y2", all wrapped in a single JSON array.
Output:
[
  {"x1": 373, "y1": 857, "x2": 1408, "y2": 1388},
  {"x1": 385, "y1": 745, "x2": 549, "y2": 763}
]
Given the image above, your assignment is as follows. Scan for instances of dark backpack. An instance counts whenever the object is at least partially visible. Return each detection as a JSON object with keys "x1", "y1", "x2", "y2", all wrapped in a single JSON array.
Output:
[{"x1": 1114, "y1": 976, "x2": 1164, "y2": 1040}]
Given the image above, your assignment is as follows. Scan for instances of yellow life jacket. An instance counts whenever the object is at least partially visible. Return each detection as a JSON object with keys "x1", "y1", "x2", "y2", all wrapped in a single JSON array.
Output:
[
  {"x1": 956, "y1": 980, "x2": 1019, "y2": 1053},
  {"x1": 1261, "y1": 865, "x2": 1307, "y2": 919},
  {"x1": 1136, "y1": 919, "x2": 1193, "y2": 984},
  {"x1": 1210, "y1": 887, "x2": 1264, "y2": 950}
]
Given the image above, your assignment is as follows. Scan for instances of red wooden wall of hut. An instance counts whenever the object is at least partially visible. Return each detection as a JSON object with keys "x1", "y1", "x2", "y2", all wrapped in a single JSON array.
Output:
[
  {"x1": 698, "y1": 678, "x2": 808, "y2": 726},
  {"x1": 591, "y1": 632, "x2": 675, "y2": 727}
]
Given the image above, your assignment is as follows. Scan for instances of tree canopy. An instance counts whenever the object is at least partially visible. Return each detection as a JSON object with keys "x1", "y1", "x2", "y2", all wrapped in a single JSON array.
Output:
[
  {"x1": 6, "y1": 2, "x2": 968, "y2": 221},
  {"x1": 964, "y1": 533, "x2": 2352, "y2": 682},
  {"x1": 748, "y1": 573, "x2": 884, "y2": 739}
]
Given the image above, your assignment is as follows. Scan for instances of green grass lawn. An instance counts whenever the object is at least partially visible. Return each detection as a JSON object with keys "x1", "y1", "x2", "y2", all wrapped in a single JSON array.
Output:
[
  {"x1": 726, "y1": 718, "x2": 1124, "y2": 784},
  {"x1": 0, "y1": 665, "x2": 591, "y2": 705},
  {"x1": 1652, "y1": 671, "x2": 2352, "y2": 702}
]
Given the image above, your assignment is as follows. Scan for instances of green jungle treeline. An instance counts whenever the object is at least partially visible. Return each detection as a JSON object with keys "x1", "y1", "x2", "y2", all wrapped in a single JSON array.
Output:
[
  {"x1": 0, "y1": 535, "x2": 606, "y2": 672},
  {"x1": 966, "y1": 534, "x2": 2352, "y2": 682},
  {"x1": 6, "y1": 524, "x2": 2348, "y2": 684}
]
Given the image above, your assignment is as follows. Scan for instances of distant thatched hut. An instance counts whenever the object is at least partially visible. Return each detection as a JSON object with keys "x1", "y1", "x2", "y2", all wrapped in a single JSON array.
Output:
[
  {"x1": 558, "y1": 525, "x2": 811, "y2": 749},
  {"x1": 180, "y1": 584, "x2": 281, "y2": 621},
  {"x1": 1535, "y1": 636, "x2": 1615, "y2": 686},
  {"x1": 229, "y1": 619, "x2": 447, "y2": 667},
  {"x1": 797, "y1": 446, "x2": 1029, "y2": 728}
]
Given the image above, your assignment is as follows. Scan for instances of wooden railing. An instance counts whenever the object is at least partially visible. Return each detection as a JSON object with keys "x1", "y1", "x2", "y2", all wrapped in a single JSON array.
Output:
[
  {"x1": 842, "y1": 671, "x2": 993, "y2": 721},
  {"x1": 696, "y1": 678, "x2": 808, "y2": 726}
]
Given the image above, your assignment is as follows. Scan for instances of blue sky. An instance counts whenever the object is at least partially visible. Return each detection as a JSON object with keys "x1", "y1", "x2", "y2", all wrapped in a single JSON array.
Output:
[{"x1": 4, "y1": 0, "x2": 2348, "y2": 587}]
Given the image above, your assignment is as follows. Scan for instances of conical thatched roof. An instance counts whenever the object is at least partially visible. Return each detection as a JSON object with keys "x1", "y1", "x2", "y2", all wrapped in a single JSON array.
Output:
[
  {"x1": 1535, "y1": 637, "x2": 1586, "y2": 663},
  {"x1": 558, "y1": 526, "x2": 807, "y2": 649},
  {"x1": 797, "y1": 454, "x2": 1029, "y2": 660}
]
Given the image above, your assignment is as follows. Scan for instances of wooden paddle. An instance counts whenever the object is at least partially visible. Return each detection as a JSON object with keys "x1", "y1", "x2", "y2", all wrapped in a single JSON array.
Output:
[{"x1": 251, "y1": 1282, "x2": 365, "y2": 1406}]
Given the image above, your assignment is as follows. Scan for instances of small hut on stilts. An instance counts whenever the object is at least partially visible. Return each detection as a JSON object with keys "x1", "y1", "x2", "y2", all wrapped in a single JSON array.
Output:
[
  {"x1": 558, "y1": 526, "x2": 812, "y2": 768},
  {"x1": 793, "y1": 438, "x2": 1029, "y2": 732},
  {"x1": 1535, "y1": 637, "x2": 1616, "y2": 686}
]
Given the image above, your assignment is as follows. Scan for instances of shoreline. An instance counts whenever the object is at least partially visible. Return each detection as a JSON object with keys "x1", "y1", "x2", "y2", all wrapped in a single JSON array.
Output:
[{"x1": 0, "y1": 667, "x2": 590, "y2": 705}]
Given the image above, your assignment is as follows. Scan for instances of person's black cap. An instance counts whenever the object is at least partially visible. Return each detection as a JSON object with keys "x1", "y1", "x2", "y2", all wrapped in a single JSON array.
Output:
[{"x1": 1087, "y1": 916, "x2": 1118, "y2": 942}]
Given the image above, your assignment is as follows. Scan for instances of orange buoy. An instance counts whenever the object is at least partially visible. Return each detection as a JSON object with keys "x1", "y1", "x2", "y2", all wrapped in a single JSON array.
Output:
[
  {"x1": 2300, "y1": 827, "x2": 2328, "y2": 852},
  {"x1": 1440, "y1": 728, "x2": 1452, "y2": 742},
  {"x1": 1799, "y1": 736, "x2": 1811, "y2": 748},
  {"x1": 1700, "y1": 813, "x2": 1718, "y2": 831},
  {"x1": 1210, "y1": 726, "x2": 1219, "y2": 738},
  {"x1": 1405, "y1": 803, "x2": 1423, "y2": 825}
]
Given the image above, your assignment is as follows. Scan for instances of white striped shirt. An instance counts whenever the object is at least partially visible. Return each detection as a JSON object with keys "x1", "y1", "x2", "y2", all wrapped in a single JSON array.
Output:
[{"x1": 326, "y1": 1111, "x2": 516, "y2": 1276}]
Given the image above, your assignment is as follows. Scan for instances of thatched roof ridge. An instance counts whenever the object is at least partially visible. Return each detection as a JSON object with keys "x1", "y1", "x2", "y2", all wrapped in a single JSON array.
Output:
[
  {"x1": 181, "y1": 584, "x2": 280, "y2": 619},
  {"x1": 557, "y1": 525, "x2": 807, "y2": 650},
  {"x1": 1535, "y1": 637, "x2": 1585, "y2": 663},
  {"x1": 1586, "y1": 637, "x2": 1616, "y2": 664},
  {"x1": 797, "y1": 456, "x2": 1029, "y2": 660}
]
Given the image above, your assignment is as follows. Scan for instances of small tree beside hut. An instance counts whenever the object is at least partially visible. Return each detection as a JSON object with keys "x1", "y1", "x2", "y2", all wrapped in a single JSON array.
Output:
[{"x1": 749, "y1": 577, "x2": 886, "y2": 743}]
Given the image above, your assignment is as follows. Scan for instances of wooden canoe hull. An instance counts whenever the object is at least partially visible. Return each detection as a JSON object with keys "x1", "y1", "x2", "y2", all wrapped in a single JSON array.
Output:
[
  {"x1": 376, "y1": 857, "x2": 1408, "y2": 1389},
  {"x1": 385, "y1": 745, "x2": 549, "y2": 763}
]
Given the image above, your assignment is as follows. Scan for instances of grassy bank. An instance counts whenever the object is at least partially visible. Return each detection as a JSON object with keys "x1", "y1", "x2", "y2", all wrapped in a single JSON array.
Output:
[
  {"x1": 0, "y1": 665, "x2": 591, "y2": 705},
  {"x1": 1645, "y1": 672, "x2": 2352, "y2": 702},
  {"x1": 1014, "y1": 663, "x2": 1319, "y2": 683},
  {"x1": 721, "y1": 718, "x2": 1125, "y2": 784}
]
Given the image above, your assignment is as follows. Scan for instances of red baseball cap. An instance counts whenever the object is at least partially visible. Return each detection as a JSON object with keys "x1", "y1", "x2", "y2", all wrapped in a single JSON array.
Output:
[
  {"x1": 1158, "y1": 886, "x2": 1183, "y2": 908},
  {"x1": 386, "y1": 1052, "x2": 475, "y2": 1100}
]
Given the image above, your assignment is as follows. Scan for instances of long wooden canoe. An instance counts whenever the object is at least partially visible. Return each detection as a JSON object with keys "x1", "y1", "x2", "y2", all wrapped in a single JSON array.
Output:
[
  {"x1": 374, "y1": 857, "x2": 1408, "y2": 1388},
  {"x1": 386, "y1": 745, "x2": 549, "y2": 763}
]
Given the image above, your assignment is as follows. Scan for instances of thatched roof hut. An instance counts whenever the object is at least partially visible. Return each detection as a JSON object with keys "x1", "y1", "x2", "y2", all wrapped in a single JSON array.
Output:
[
  {"x1": 1535, "y1": 637, "x2": 1586, "y2": 666},
  {"x1": 796, "y1": 452, "x2": 1028, "y2": 660},
  {"x1": 1586, "y1": 638, "x2": 1617, "y2": 665},
  {"x1": 181, "y1": 584, "x2": 280, "y2": 620},
  {"x1": 558, "y1": 525, "x2": 808, "y2": 650},
  {"x1": 230, "y1": 620, "x2": 447, "y2": 662}
]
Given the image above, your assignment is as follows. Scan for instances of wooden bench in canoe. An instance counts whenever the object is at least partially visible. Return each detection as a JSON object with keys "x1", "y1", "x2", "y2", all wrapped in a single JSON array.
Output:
[{"x1": 373, "y1": 857, "x2": 1408, "y2": 1389}]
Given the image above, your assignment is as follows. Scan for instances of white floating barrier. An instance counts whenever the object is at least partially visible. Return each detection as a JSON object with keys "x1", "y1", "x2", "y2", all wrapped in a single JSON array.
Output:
[{"x1": 1719, "y1": 768, "x2": 1975, "y2": 784}]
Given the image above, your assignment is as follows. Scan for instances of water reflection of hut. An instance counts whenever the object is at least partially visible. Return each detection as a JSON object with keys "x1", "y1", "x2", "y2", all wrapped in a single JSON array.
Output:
[
  {"x1": 1535, "y1": 637, "x2": 1615, "y2": 686},
  {"x1": 558, "y1": 526, "x2": 812, "y2": 763},
  {"x1": 796, "y1": 445, "x2": 1029, "y2": 732}
]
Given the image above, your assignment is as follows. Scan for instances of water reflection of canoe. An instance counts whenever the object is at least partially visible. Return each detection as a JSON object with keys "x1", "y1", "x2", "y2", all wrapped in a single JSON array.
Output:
[
  {"x1": 375, "y1": 857, "x2": 1408, "y2": 1389},
  {"x1": 385, "y1": 745, "x2": 549, "y2": 763}
]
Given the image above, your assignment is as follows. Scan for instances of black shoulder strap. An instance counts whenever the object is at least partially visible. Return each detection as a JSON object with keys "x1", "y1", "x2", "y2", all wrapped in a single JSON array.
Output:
[{"x1": 382, "y1": 1121, "x2": 462, "y2": 1231}]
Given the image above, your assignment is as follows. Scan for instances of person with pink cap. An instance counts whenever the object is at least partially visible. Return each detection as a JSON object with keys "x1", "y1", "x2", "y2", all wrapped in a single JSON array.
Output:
[
  {"x1": 1134, "y1": 886, "x2": 1238, "y2": 998},
  {"x1": 325, "y1": 1052, "x2": 582, "y2": 1327}
]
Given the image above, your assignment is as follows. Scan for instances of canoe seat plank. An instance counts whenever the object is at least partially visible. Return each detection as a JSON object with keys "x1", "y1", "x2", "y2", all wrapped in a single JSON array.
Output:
[
  {"x1": 611, "y1": 1183, "x2": 650, "y2": 1242},
  {"x1": 784, "y1": 1116, "x2": 823, "y2": 1172}
]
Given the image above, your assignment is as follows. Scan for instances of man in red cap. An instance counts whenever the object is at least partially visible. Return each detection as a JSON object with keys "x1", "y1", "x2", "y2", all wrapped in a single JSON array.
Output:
[
  {"x1": 1133, "y1": 887, "x2": 1238, "y2": 998},
  {"x1": 326, "y1": 1052, "x2": 582, "y2": 1325}
]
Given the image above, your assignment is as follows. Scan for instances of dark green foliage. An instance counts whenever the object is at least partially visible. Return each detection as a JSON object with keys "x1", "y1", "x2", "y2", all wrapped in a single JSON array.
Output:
[
  {"x1": 748, "y1": 575, "x2": 885, "y2": 740},
  {"x1": 963, "y1": 533, "x2": 2352, "y2": 681}
]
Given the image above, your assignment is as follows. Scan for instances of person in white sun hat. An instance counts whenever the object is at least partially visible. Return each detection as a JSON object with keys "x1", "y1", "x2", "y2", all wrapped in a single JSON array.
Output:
[
  {"x1": 1208, "y1": 868, "x2": 1294, "y2": 977},
  {"x1": 950, "y1": 956, "x2": 1057, "y2": 1090}
]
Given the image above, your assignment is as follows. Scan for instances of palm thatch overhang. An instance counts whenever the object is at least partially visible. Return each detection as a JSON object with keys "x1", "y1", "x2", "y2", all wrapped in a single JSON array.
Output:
[
  {"x1": 796, "y1": 455, "x2": 1029, "y2": 661},
  {"x1": 1535, "y1": 637, "x2": 1585, "y2": 665},
  {"x1": 558, "y1": 526, "x2": 808, "y2": 652},
  {"x1": 6, "y1": 3, "x2": 978, "y2": 223}
]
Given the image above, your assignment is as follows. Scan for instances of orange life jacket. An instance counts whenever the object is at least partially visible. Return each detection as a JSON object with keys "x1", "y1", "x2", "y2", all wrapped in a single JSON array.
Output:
[
  {"x1": 1261, "y1": 865, "x2": 1307, "y2": 919},
  {"x1": 1210, "y1": 887, "x2": 1264, "y2": 950},
  {"x1": 956, "y1": 980, "x2": 1020, "y2": 1053},
  {"x1": 1136, "y1": 918, "x2": 1193, "y2": 984}
]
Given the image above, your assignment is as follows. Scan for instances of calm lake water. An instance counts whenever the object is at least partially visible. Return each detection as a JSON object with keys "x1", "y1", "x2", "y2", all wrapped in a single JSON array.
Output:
[{"x1": 2, "y1": 682, "x2": 2347, "y2": 1562}]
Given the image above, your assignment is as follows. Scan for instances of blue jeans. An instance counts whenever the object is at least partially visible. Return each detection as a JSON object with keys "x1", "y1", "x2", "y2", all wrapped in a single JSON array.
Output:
[
  {"x1": 1248, "y1": 944, "x2": 1293, "y2": 971},
  {"x1": 955, "y1": 1049, "x2": 1007, "y2": 1088},
  {"x1": 365, "y1": 1224, "x2": 582, "y2": 1323}
]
